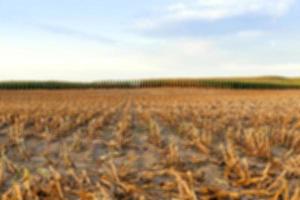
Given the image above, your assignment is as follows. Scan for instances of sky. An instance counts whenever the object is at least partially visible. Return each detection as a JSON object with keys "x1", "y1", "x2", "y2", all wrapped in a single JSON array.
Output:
[{"x1": 0, "y1": 0, "x2": 299, "y2": 81}]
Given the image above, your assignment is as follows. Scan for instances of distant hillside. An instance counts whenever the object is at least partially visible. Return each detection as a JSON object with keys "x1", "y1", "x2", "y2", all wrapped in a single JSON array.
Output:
[{"x1": 0, "y1": 77, "x2": 300, "y2": 90}]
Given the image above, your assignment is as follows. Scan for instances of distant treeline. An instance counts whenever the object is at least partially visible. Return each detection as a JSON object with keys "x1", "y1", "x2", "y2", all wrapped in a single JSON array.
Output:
[{"x1": 0, "y1": 78, "x2": 300, "y2": 90}]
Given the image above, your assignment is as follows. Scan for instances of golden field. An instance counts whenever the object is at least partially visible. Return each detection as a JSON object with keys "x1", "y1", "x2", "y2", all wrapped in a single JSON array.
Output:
[{"x1": 1, "y1": 89, "x2": 300, "y2": 199}]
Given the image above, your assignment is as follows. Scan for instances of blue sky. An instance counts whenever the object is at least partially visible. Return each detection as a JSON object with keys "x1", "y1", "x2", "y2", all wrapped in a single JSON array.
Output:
[{"x1": 0, "y1": 0, "x2": 299, "y2": 81}]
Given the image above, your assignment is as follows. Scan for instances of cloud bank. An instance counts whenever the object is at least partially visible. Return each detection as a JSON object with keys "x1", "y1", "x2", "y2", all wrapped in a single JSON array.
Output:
[{"x1": 135, "y1": 0, "x2": 296, "y2": 30}]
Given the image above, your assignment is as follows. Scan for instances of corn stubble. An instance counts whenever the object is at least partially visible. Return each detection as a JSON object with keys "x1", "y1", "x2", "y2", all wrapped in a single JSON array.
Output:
[{"x1": 1, "y1": 89, "x2": 300, "y2": 199}]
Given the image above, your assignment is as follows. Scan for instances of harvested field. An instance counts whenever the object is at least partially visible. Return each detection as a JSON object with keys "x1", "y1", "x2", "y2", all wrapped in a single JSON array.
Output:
[{"x1": 1, "y1": 89, "x2": 300, "y2": 199}]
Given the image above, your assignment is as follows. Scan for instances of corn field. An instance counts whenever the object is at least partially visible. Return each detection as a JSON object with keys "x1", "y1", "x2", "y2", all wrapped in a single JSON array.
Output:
[
  {"x1": 0, "y1": 77, "x2": 300, "y2": 90},
  {"x1": 1, "y1": 89, "x2": 300, "y2": 199}
]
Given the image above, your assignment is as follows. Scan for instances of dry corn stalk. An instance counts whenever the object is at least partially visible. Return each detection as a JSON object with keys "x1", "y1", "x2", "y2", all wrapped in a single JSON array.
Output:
[{"x1": 148, "y1": 120, "x2": 162, "y2": 146}]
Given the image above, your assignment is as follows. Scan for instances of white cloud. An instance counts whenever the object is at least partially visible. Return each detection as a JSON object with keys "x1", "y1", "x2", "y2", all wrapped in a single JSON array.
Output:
[
  {"x1": 236, "y1": 30, "x2": 266, "y2": 38},
  {"x1": 0, "y1": 36, "x2": 166, "y2": 81},
  {"x1": 0, "y1": 36, "x2": 224, "y2": 80},
  {"x1": 135, "y1": 0, "x2": 295, "y2": 30},
  {"x1": 221, "y1": 63, "x2": 300, "y2": 76},
  {"x1": 1, "y1": 32, "x2": 299, "y2": 81}
]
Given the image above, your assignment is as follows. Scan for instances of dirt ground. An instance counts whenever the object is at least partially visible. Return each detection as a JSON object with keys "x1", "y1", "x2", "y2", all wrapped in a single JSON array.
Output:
[{"x1": 1, "y1": 88, "x2": 300, "y2": 200}]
